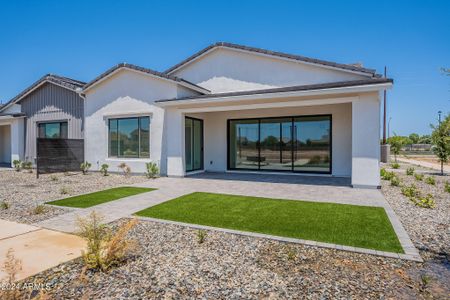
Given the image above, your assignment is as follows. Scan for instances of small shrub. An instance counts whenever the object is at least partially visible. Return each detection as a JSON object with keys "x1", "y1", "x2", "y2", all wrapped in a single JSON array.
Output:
[
  {"x1": 416, "y1": 194, "x2": 435, "y2": 208},
  {"x1": 100, "y1": 164, "x2": 109, "y2": 176},
  {"x1": 401, "y1": 184, "x2": 418, "y2": 199},
  {"x1": 425, "y1": 176, "x2": 436, "y2": 185},
  {"x1": 391, "y1": 162, "x2": 400, "y2": 169},
  {"x1": 285, "y1": 246, "x2": 297, "y2": 261},
  {"x1": 60, "y1": 186, "x2": 70, "y2": 195},
  {"x1": 406, "y1": 167, "x2": 415, "y2": 176},
  {"x1": 196, "y1": 230, "x2": 207, "y2": 244},
  {"x1": 80, "y1": 161, "x2": 92, "y2": 175},
  {"x1": 77, "y1": 212, "x2": 138, "y2": 271},
  {"x1": 414, "y1": 173, "x2": 424, "y2": 181},
  {"x1": 21, "y1": 161, "x2": 33, "y2": 173},
  {"x1": 32, "y1": 204, "x2": 46, "y2": 215},
  {"x1": 12, "y1": 160, "x2": 22, "y2": 172},
  {"x1": 50, "y1": 174, "x2": 59, "y2": 182},
  {"x1": 445, "y1": 181, "x2": 450, "y2": 193},
  {"x1": 0, "y1": 248, "x2": 22, "y2": 300},
  {"x1": 118, "y1": 163, "x2": 131, "y2": 176},
  {"x1": 420, "y1": 274, "x2": 432, "y2": 289},
  {"x1": 1, "y1": 201, "x2": 10, "y2": 210},
  {"x1": 145, "y1": 162, "x2": 159, "y2": 179},
  {"x1": 390, "y1": 176, "x2": 401, "y2": 186},
  {"x1": 381, "y1": 170, "x2": 396, "y2": 181}
]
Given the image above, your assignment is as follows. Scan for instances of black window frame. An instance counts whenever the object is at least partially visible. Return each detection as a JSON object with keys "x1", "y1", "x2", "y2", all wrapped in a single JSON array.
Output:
[
  {"x1": 227, "y1": 114, "x2": 332, "y2": 174},
  {"x1": 108, "y1": 116, "x2": 150, "y2": 158},
  {"x1": 37, "y1": 121, "x2": 68, "y2": 139}
]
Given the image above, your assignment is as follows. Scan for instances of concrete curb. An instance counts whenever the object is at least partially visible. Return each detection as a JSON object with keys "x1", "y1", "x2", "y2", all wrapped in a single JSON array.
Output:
[{"x1": 134, "y1": 216, "x2": 423, "y2": 262}]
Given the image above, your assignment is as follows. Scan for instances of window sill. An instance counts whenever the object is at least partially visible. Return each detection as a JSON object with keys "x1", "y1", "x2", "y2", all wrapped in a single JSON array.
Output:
[{"x1": 106, "y1": 158, "x2": 151, "y2": 162}]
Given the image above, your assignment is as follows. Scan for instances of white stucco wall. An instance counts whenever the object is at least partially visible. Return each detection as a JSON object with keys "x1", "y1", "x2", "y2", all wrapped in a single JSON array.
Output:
[
  {"x1": 351, "y1": 93, "x2": 381, "y2": 188},
  {"x1": 172, "y1": 48, "x2": 369, "y2": 93},
  {"x1": 84, "y1": 69, "x2": 199, "y2": 174},
  {"x1": 188, "y1": 102, "x2": 352, "y2": 177}
]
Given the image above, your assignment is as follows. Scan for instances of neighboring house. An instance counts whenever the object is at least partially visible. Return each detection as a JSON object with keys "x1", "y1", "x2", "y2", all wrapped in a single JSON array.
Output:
[
  {"x1": 82, "y1": 42, "x2": 392, "y2": 188},
  {"x1": 0, "y1": 74, "x2": 85, "y2": 166}
]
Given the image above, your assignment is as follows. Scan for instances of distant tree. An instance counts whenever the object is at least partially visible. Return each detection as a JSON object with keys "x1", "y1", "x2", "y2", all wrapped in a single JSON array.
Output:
[
  {"x1": 388, "y1": 134, "x2": 405, "y2": 162},
  {"x1": 409, "y1": 133, "x2": 420, "y2": 144},
  {"x1": 431, "y1": 113, "x2": 450, "y2": 175},
  {"x1": 418, "y1": 134, "x2": 432, "y2": 144}
]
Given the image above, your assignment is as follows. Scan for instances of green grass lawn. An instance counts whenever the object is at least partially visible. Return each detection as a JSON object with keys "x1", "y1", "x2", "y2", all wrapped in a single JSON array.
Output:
[
  {"x1": 47, "y1": 187, "x2": 156, "y2": 208},
  {"x1": 135, "y1": 192, "x2": 403, "y2": 253}
]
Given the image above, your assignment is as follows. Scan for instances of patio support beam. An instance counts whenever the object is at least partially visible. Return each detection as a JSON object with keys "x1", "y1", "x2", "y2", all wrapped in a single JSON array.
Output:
[
  {"x1": 10, "y1": 118, "x2": 25, "y2": 166},
  {"x1": 351, "y1": 93, "x2": 381, "y2": 188},
  {"x1": 165, "y1": 108, "x2": 185, "y2": 177}
]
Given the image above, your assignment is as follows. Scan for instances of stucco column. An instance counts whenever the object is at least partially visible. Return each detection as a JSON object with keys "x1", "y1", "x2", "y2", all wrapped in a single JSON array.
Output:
[
  {"x1": 165, "y1": 109, "x2": 185, "y2": 177},
  {"x1": 10, "y1": 118, "x2": 25, "y2": 166},
  {"x1": 351, "y1": 94, "x2": 381, "y2": 188}
]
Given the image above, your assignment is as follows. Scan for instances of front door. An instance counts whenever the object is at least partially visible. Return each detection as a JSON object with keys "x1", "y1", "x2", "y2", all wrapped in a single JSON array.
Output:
[{"x1": 185, "y1": 117, "x2": 203, "y2": 172}]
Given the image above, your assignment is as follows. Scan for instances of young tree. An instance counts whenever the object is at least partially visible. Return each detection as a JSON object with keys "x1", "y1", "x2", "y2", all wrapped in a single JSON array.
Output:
[
  {"x1": 388, "y1": 134, "x2": 405, "y2": 162},
  {"x1": 431, "y1": 113, "x2": 450, "y2": 175},
  {"x1": 409, "y1": 133, "x2": 420, "y2": 144}
]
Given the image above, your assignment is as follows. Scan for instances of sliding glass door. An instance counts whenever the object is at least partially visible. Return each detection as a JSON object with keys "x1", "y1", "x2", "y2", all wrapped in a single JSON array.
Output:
[
  {"x1": 228, "y1": 115, "x2": 331, "y2": 173},
  {"x1": 185, "y1": 117, "x2": 203, "y2": 172}
]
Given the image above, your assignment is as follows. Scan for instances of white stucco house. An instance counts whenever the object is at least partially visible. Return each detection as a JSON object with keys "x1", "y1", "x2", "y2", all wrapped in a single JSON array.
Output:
[{"x1": 82, "y1": 42, "x2": 392, "y2": 188}]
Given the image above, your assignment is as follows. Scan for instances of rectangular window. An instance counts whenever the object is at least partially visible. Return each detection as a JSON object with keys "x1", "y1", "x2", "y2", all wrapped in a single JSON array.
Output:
[
  {"x1": 228, "y1": 115, "x2": 331, "y2": 173},
  {"x1": 38, "y1": 121, "x2": 68, "y2": 139},
  {"x1": 108, "y1": 116, "x2": 150, "y2": 158}
]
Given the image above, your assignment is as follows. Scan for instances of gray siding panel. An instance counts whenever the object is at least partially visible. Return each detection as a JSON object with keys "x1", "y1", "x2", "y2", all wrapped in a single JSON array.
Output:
[{"x1": 20, "y1": 83, "x2": 84, "y2": 162}]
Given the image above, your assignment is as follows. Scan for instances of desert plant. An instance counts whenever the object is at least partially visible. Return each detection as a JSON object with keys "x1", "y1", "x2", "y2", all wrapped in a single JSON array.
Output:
[
  {"x1": 431, "y1": 113, "x2": 450, "y2": 175},
  {"x1": 414, "y1": 173, "x2": 424, "y2": 181},
  {"x1": 50, "y1": 174, "x2": 59, "y2": 182},
  {"x1": 406, "y1": 167, "x2": 415, "y2": 176},
  {"x1": 390, "y1": 162, "x2": 400, "y2": 169},
  {"x1": 145, "y1": 162, "x2": 159, "y2": 179},
  {"x1": 420, "y1": 274, "x2": 432, "y2": 290},
  {"x1": 80, "y1": 161, "x2": 92, "y2": 175},
  {"x1": 196, "y1": 230, "x2": 207, "y2": 244},
  {"x1": 381, "y1": 169, "x2": 396, "y2": 181},
  {"x1": 100, "y1": 164, "x2": 109, "y2": 176},
  {"x1": 118, "y1": 163, "x2": 131, "y2": 176},
  {"x1": 32, "y1": 204, "x2": 46, "y2": 215},
  {"x1": 21, "y1": 161, "x2": 33, "y2": 173},
  {"x1": 1, "y1": 200, "x2": 10, "y2": 210},
  {"x1": 401, "y1": 184, "x2": 419, "y2": 199},
  {"x1": 285, "y1": 246, "x2": 297, "y2": 261},
  {"x1": 0, "y1": 248, "x2": 22, "y2": 300},
  {"x1": 12, "y1": 160, "x2": 22, "y2": 172},
  {"x1": 77, "y1": 212, "x2": 138, "y2": 271},
  {"x1": 416, "y1": 194, "x2": 435, "y2": 208},
  {"x1": 445, "y1": 181, "x2": 450, "y2": 193},
  {"x1": 390, "y1": 176, "x2": 401, "y2": 187},
  {"x1": 425, "y1": 176, "x2": 436, "y2": 185},
  {"x1": 60, "y1": 186, "x2": 70, "y2": 195}
]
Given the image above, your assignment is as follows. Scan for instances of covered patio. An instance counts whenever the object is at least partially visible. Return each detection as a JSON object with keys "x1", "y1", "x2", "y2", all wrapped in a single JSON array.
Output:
[
  {"x1": 0, "y1": 113, "x2": 24, "y2": 167},
  {"x1": 159, "y1": 81, "x2": 387, "y2": 188}
]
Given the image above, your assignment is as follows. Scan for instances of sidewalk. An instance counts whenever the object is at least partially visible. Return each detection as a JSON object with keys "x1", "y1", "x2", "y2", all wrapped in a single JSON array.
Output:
[
  {"x1": 397, "y1": 157, "x2": 450, "y2": 173},
  {"x1": 0, "y1": 220, "x2": 85, "y2": 281}
]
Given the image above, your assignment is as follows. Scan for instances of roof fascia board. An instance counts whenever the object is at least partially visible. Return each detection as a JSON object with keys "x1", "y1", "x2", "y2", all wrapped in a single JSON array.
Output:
[
  {"x1": 83, "y1": 67, "x2": 208, "y2": 94},
  {"x1": 167, "y1": 45, "x2": 374, "y2": 77},
  {"x1": 156, "y1": 82, "x2": 392, "y2": 107}
]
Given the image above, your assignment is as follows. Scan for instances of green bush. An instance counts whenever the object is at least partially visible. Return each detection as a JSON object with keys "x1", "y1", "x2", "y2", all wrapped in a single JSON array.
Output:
[
  {"x1": 416, "y1": 194, "x2": 435, "y2": 208},
  {"x1": 445, "y1": 182, "x2": 450, "y2": 193},
  {"x1": 414, "y1": 173, "x2": 424, "y2": 181},
  {"x1": 390, "y1": 162, "x2": 400, "y2": 169},
  {"x1": 406, "y1": 167, "x2": 415, "y2": 176},
  {"x1": 381, "y1": 170, "x2": 396, "y2": 181},
  {"x1": 401, "y1": 184, "x2": 419, "y2": 199},
  {"x1": 425, "y1": 176, "x2": 436, "y2": 185},
  {"x1": 12, "y1": 160, "x2": 22, "y2": 172},
  {"x1": 21, "y1": 161, "x2": 33, "y2": 173},
  {"x1": 80, "y1": 161, "x2": 92, "y2": 175},
  {"x1": 390, "y1": 176, "x2": 401, "y2": 186},
  {"x1": 196, "y1": 230, "x2": 207, "y2": 244},
  {"x1": 100, "y1": 164, "x2": 109, "y2": 176},
  {"x1": 145, "y1": 162, "x2": 159, "y2": 179},
  {"x1": 1, "y1": 200, "x2": 10, "y2": 210}
]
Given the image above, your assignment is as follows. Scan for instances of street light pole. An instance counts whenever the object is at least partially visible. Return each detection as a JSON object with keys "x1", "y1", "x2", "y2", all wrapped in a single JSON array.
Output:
[{"x1": 388, "y1": 117, "x2": 392, "y2": 140}]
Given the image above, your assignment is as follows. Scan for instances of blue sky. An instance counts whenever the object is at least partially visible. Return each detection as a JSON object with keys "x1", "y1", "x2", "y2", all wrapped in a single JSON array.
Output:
[{"x1": 0, "y1": 0, "x2": 448, "y2": 135}]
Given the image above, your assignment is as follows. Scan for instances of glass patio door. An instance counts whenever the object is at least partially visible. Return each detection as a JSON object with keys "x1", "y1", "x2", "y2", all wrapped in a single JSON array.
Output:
[{"x1": 185, "y1": 117, "x2": 203, "y2": 172}]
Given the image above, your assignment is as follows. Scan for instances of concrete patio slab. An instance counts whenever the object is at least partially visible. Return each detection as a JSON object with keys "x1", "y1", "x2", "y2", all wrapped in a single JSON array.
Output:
[
  {"x1": 0, "y1": 220, "x2": 85, "y2": 281},
  {"x1": 0, "y1": 220, "x2": 40, "y2": 240}
]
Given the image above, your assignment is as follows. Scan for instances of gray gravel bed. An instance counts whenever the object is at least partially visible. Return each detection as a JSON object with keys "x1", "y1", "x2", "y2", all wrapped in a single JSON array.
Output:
[
  {"x1": 0, "y1": 169, "x2": 148, "y2": 224},
  {"x1": 18, "y1": 220, "x2": 431, "y2": 299}
]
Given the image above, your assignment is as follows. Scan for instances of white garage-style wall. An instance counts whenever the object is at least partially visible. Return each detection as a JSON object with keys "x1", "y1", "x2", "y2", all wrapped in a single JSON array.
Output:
[
  {"x1": 0, "y1": 125, "x2": 11, "y2": 164},
  {"x1": 187, "y1": 102, "x2": 352, "y2": 177}
]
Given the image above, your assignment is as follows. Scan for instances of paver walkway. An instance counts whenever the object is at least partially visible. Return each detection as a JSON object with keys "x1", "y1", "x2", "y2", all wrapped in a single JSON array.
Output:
[
  {"x1": 34, "y1": 172, "x2": 421, "y2": 261},
  {"x1": 0, "y1": 220, "x2": 85, "y2": 281}
]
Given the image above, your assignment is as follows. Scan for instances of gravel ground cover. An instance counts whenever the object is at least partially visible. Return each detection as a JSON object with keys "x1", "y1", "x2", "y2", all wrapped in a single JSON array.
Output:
[
  {"x1": 0, "y1": 169, "x2": 148, "y2": 224},
  {"x1": 14, "y1": 220, "x2": 433, "y2": 299},
  {"x1": 381, "y1": 161, "x2": 450, "y2": 297}
]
